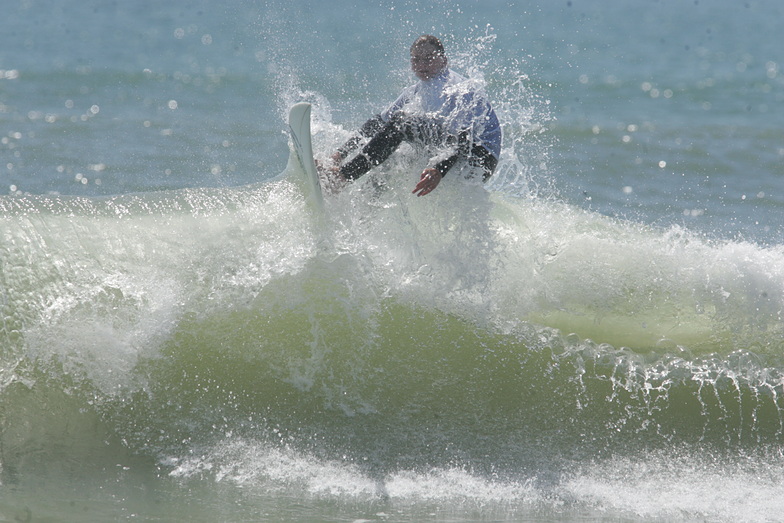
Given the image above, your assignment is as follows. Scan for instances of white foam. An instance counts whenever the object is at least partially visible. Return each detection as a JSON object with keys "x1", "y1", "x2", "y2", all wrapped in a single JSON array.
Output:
[
  {"x1": 565, "y1": 451, "x2": 784, "y2": 523},
  {"x1": 168, "y1": 438, "x2": 540, "y2": 505}
]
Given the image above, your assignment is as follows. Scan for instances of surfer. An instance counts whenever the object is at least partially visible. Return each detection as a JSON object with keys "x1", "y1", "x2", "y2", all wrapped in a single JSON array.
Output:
[{"x1": 325, "y1": 35, "x2": 501, "y2": 196}]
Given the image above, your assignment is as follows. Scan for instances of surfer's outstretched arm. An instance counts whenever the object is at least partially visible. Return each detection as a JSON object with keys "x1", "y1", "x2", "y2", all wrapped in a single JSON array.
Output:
[
  {"x1": 332, "y1": 115, "x2": 386, "y2": 163},
  {"x1": 320, "y1": 115, "x2": 386, "y2": 191},
  {"x1": 411, "y1": 130, "x2": 497, "y2": 196}
]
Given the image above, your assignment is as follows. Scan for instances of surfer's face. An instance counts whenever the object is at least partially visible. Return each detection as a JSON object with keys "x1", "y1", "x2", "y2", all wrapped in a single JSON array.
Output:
[{"x1": 410, "y1": 44, "x2": 447, "y2": 81}]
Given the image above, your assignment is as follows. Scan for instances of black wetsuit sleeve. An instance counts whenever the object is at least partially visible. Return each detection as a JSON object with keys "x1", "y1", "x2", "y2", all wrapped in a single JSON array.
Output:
[
  {"x1": 433, "y1": 131, "x2": 499, "y2": 182},
  {"x1": 434, "y1": 153, "x2": 461, "y2": 178},
  {"x1": 335, "y1": 114, "x2": 386, "y2": 161}
]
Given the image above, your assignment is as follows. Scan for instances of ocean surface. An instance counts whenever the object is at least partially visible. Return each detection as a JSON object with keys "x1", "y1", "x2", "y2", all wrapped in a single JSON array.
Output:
[{"x1": 2, "y1": 1, "x2": 783, "y2": 521}]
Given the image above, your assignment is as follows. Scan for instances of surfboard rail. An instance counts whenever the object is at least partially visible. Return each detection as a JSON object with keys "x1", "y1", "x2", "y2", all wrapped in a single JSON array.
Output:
[{"x1": 288, "y1": 102, "x2": 325, "y2": 211}]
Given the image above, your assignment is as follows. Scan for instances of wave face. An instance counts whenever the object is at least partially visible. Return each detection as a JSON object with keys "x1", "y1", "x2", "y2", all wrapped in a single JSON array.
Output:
[{"x1": 2, "y1": 156, "x2": 784, "y2": 521}]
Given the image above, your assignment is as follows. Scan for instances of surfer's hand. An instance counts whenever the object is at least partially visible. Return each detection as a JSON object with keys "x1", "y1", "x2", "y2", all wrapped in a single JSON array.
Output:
[
  {"x1": 412, "y1": 168, "x2": 442, "y2": 196},
  {"x1": 316, "y1": 158, "x2": 346, "y2": 194},
  {"x1": 330, "y1": 152, "x2": 343, "y2": 165}
]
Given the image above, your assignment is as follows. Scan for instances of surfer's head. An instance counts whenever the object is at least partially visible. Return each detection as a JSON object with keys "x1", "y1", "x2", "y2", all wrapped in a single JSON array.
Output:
[{"x1": 410, "y1": 35, "x2": 447, "y2": 81}]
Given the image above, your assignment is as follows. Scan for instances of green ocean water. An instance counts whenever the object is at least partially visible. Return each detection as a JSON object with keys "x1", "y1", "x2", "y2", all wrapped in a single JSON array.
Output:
[{"x1": 2, "y1": 1, "x2": 784, "y2": 521}]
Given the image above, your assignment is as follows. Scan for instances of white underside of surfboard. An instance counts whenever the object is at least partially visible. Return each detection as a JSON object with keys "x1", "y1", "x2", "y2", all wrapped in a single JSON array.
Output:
[{"x1": 288, "y1": 102, "x2": 325, "y2": 211}]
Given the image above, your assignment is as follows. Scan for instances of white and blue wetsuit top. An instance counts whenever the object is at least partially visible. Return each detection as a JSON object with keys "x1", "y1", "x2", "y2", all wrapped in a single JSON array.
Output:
[{"x1": 380, "y1": 68, "x2": 502, "y2": 160}]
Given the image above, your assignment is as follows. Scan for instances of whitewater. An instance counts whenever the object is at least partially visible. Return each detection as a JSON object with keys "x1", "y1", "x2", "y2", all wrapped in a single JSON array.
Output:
[{"x1": 2, "y1": 1, "x2": 784, "y2": 522}]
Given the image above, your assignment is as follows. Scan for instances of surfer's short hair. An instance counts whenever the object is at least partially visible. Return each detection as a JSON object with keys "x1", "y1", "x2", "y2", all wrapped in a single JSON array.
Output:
[{"x1": 411, "y1": 35, "x2": 445, "y2": 57}]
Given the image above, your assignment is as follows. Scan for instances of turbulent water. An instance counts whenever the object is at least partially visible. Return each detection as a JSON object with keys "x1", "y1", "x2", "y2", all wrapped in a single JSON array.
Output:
[{"x1": 2, "y1": 1, "x2": 784, "y2": 522}]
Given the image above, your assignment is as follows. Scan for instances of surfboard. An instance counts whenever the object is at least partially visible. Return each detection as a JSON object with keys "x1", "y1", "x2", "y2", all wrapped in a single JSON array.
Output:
[{"x1": 288, "y1": 102, "x2": 325, "y2": 211}]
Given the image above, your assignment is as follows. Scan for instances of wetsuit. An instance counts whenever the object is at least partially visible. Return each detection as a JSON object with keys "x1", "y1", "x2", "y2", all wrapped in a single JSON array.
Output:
[{"x1": 336, "y1": 69, "x2": 501, "y2": 182}]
